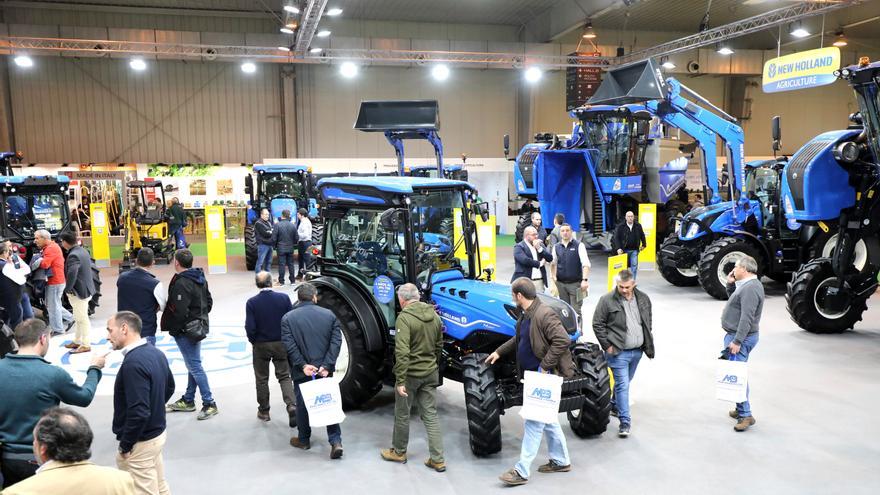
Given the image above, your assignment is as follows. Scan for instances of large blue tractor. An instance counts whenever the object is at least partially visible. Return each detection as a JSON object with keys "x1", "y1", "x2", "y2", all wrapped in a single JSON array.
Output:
[
  {"x1": 308, "y1": 103, "x2": 612, "y2": 456},
  {"x1": 783, "y1": 57, "x2": 880, "y2": 333}
]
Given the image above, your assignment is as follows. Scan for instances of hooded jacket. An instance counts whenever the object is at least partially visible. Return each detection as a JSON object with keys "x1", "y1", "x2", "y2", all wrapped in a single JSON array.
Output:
[
  {"x1": 160, "y1": 268, "x2": 212, "y2": 336},
  {"x1": 392, "y1": 301, "x2": 443, "y2": 385}
]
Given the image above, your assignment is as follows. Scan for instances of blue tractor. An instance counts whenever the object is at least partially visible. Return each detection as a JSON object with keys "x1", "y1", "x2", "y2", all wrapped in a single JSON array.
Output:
[
  {"x1": 243, "y1": 165, "x2": 320, "y2": 270},
  {"x1": 783, "y1": 57, "x2": 880, "y2": 333},
  {"x1": 309, "y1": 102, "x2": 612, "y2": 456}
]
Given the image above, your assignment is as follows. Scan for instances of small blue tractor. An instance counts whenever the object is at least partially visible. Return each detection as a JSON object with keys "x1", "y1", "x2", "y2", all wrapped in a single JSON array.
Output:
[
  {"x1": 309, "y1": 102, "x2": 612, "y2": 456},
  {"x1": 243, "y1": 165, "x2": 320, "y2": 270},
  {"x1": 783, "y1": 57, "x2": 880, "y2": 333}
]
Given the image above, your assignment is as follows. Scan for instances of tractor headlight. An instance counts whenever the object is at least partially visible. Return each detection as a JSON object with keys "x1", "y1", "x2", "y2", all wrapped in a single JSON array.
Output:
[
  {"x1": 833, "y1": 141, "x2": 860, "y2": 164},
  {"x1": 686, "y1": 222, "x2": 700, "y2": 238}
]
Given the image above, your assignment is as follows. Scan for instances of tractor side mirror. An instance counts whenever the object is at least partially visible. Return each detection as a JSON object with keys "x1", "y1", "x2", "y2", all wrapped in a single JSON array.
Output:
[
  {"x1": 771, "y1": 116, "x2": 781, "y2": 153},
  {"x1": 244, "y1": 174, "x2": 253, "y2": 196},
  {"x1": 475, "y1": 202, "x2": 490, "y2": 223},
  {"x1": 503, "y1": 134, "x2": 511, "y2": 160},
  {"x1": 380, "y1": 208, "x2": 406, "y2": 231}
]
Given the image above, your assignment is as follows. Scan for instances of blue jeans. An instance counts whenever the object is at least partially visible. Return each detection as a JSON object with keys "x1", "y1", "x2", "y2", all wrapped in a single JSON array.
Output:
[
  {"x1": 723, "y1": 332, "x2": 759, "y2": 417},
  {"x1": 626, "y1": 250, "x2": 640, "y2": 278},
  {"x1": 45, "y1": 284, "x2": 73, "y2": 334},
  {"x1": 297, "y1": 240, "x2": 312, "y2": 272},
  {"x1": 21, "y1": 292, "x2": 34, "y2": 320},
  {"x1": 277, "y1": 252, "x2": 296, "y2": 284},
  {"x1": 174, "y1": 335, "x2": 214, "y2": 404},
  {"x1": 294, "y1": 381, "x2": 341, "y2": 445},
  {"x1": 173, "y1": 228, "x2": 187, "y2": 249},
  {"x1": 606, "y1": 348, "x2": 643, "y2": 425},
  {"x1": 256, "y1": 244, "x2": 272, "y2": 272},
  {"x1": 514, "y1": 420, "x2": 570, "y2": 479}
]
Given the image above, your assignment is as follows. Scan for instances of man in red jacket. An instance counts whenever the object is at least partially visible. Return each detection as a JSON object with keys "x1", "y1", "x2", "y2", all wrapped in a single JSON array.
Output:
[{"x1": 35, "y1": 230, "x2": 73, "y2": 336}]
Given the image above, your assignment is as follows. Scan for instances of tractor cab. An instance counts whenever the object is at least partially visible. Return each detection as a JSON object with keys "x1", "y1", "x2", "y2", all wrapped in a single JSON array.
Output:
[
  {"x1": 572, "y1": 104, "x2": 653, "y2": 185},
  {"x1": 121, "y1": 181, "x2": 175, "y2": 270},
  {"x1": 0, "y1": 175, "x2": 72, "y2": 258},
  {"x1": 245, "y1": 165, "x2": 315, "y2": 221}
]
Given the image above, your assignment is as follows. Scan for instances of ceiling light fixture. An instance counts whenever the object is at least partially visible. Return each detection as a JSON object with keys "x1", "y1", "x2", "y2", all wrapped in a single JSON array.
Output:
[
  {"x1": 340, "y1": 61, "x2": 358, "y2": 78},
  {"x1": 789, "y1": 21, "x2": 810, "y2": 38},
  {"x1": 13, "y1": 55, "x2": 33, "y2": 68},
  {"x1": 317, "y1": 30, "x2": 331, "y2": 37},
  {"x1": 832, "y1": 29, "x2": 848, "y2": 47},
  {"x1": 280, "y1": 27, "x2": 294, "y2": 34},
  {"x1": 716, "y1": 43, "x2": 734, "y2": 56},
  {"x1": 582, "y1": 20, "x2": 596, "y2": 39},
  {"x1": 129, "y1": 58, "x2": 147, "y2": 71},
  {"x1": 283, "y1": 5, "x2": 299, "y2": 14},
  {"x1": 309, "y1": 47, "x2": 323, "y2": 54},
  {"x1": 524, "y1": 67, "x2": 542, "y2": 83},
  {"x1": 278, "y1": 46, "x2": 291, "y2": 52},
  {"x1": 326, "y1": 8, "x2": 343, "y2": 16},
  {"x1": 431, "y1": 64, "x2": 450, "y2": 81},
  {"x1": 241, "y1": 62, "x2": 257, "y2": 74},
  {"x1": 660, "y1": 56, "x2": 675, "y2": 70}
]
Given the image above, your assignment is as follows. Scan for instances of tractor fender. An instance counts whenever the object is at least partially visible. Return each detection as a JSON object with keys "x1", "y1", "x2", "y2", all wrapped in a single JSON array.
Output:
[{"x1": 309, "y1": 276, "x2": 386, "y2": 353}]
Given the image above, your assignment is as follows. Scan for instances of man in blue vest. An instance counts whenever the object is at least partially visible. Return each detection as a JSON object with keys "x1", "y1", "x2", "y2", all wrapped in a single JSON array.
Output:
[
  {"x1": 549, "y1": 224, "x2": 591, "y2": 318},
  {"x1": 117, "y1": 248, "x2": 166, "y2": 346}
]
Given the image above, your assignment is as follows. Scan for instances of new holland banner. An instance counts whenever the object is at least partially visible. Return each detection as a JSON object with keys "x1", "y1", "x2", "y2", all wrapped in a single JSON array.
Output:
[{"x1": 762, "y1": 47, "x2": 840, "y2": 94}]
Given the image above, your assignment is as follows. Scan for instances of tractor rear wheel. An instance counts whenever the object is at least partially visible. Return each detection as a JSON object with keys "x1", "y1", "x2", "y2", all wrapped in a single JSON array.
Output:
[
  {"x1": 244, "y1": 224, "x2": 257, "y2": 271},
  {"x1": 698, "y1": 237, "x2": 763, "y2": 300},
  {"x1": 658, "y1": 235, "x2": 699, "y2": 287},
  {"x1": 315, "y1": 288, "x2": 385, "y2": 408},
  {"x1": 785, "y1": 258, "x2": 867, "y2": 334},
  {"x1": 567, "y1": 343, "x2": 612, "y2": 437},
  {"x1": 462, "y1": 353, "x2": 502, "y2": 457}
]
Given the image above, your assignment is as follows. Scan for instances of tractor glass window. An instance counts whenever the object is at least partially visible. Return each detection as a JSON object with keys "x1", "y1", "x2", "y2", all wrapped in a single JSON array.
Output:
[
  {"x1": 584, "y1": 116, "x2": 640, "y2": 176},
  {"x1": 409, "y1": 189, "x2": 467, "y2": 284},
  {"x1": 326, "y1": 208, "x2": 407, "y2": 286},
  {"x1": 745, "y1": 167, "x2": 779, "y2": 228},
  {"x1": 262, "y1": 174, "x2": 305, "y2": 198},
  {"x1": 856, "y1": 85, "x2": 880, "y2": 160},
  {"x1": 6, "y1": 193, "x2": 69, "y2": 236}
]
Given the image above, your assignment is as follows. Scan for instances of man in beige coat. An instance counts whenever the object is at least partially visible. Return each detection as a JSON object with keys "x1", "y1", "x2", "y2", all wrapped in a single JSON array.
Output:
[{"x1": 4, "y1": 407, "x2": 134, "y2": 495}]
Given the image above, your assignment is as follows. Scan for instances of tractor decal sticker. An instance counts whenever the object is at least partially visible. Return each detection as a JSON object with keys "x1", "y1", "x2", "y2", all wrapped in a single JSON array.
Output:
[{"x1": 373, "y1": 275, "x2": 395, "y2": 304}]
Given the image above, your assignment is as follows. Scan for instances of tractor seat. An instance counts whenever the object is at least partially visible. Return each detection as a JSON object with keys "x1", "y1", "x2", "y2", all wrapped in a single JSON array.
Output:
[{"x1": 139, "y1": 207, "x2": 165, "y2": 225}]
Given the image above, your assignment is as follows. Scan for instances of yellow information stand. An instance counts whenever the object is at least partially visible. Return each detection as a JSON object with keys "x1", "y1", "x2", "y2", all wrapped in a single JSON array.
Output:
[
  {"x1": 205, "y1": 206, "x2": 227, "y2": 275},
  {"x1": 638, "y1": 203, "x2": 657, "y2": 270},
  {"x1": 453, "y1": 210, "x2": 497, "y2": 274},
  {"x1": 607, "y1": 253, "x2": 629, "y2": 291},
  {"x1": 89, "y1": 203, "x2": 110, "y2": 268}
]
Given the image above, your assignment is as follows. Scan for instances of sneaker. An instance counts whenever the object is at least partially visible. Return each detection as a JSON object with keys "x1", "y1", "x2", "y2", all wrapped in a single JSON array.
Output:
[
  {"x1": 197, "y1": 402, "x2": 219, "y2": 420},
  {"x1": 424, "y1": 458, "x2": 446, "y2": 473},
  {"x1": 734, "y1": 416, "x2": 756, "y2": 432},
  {"x1": 618, "y1": 423, "x2": 631, "y2": 438},
  {"x1": 166, "y1": 398, "x2": 196, "y2": 412},
  {"x1": 499, "y1": 468, "x2": 528, "y2": 486},
  {"x1": 729, "y1": 409, "x2": 740, "y2": 419},
  {"x1": 380, "y1": 448, "x2": 407, "y2": 464},
  {"x1": 287, "y1": 404, "x2": 297, "y2": 428},
  {"x1": 290, "y1": 438, "x2": 311, "y2": 450},
  {"x1": 257, "y1": 409, "x2": 270, "y2": 422},
  {"x1": 330, "y1": 443, "x2": 344, "y2": 460},
  {"x1": 64, "y1": 320, "x2": 75, "y2": 333},
  {"x1": 537, "y1": 459, "x2": 571, "y2": 473}
]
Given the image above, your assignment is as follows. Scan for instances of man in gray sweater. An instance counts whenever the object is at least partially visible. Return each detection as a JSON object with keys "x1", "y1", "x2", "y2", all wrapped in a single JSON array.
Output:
[{"x1": 721, "y1": 255, "x2": 764, "y2": 432}]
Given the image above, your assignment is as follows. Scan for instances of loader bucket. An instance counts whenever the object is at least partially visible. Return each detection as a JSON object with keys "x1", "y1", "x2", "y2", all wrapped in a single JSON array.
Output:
[
  {"x1": 587, "y1": 59, "x2": 665, "y2": 106},
  {"x1": 354, "y1": 100, "x2": 440, "y2": 132}
]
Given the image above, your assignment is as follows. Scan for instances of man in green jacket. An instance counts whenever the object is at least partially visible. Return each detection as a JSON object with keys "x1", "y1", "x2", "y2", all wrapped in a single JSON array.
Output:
[
  {"x1": 167, "y1": 197, "x2": 188, "y2": 249},
  {"x1": 0, "y1": 319, "x2": 105, "y2": 487},
  {"x1": 380, "y1": 283, "x2": 446, "y2": 472}
]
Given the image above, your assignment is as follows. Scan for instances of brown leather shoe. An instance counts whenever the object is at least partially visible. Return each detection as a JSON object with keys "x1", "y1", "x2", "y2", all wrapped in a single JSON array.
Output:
[
  {"x1": 537, "y1": 460, "x2": 571, "y2": 473},
  {"x1": 64, "y1": 342, "x2": 80, "y2": 349},
  {"x1": 424, "y1": 458, "x2": 446, "y2": 472},
  {"x1": 729, "y1": 410, "x2": 739, "y2": 419},
  {"x1": 499, "y1": 468, "x2": 528, "y2": 486},
  {"x1": 70, "y1": 345, "x2": 91, "y2": 354},
  {"x1": 330, "y1": 443, "x2": 343, "y2": 460},
  {"x1": 380, "y1": 448, "x2": 407, "y2": 463},
  {"x1": 734, "y1": 416, "x2": 756, "y2": 432},
  {"x1": 257, "y1": 409, "x2": 270, "y2": 422},
  {"x1": 289, "y1": 438, "x2": 310, "y2": 450}
]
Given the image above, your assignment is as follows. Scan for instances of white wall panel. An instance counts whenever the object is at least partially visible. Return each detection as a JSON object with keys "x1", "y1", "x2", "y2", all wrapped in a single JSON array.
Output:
[{"x1": 9, "y1": 57, "x2": 282, "y2": 163}]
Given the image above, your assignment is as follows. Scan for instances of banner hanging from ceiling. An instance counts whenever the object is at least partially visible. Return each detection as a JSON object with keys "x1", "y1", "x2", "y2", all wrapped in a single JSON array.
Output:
[{"x1": 762, "y1": 46, "x2": 840, "y2": 93}]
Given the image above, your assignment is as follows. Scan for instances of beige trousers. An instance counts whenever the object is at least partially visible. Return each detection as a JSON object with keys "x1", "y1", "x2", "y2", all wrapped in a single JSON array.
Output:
[
  {"x1": 531, "y1": 279, "x2": 545, "y2": 293},
  {"x1": 116, "y1": 431, "x2": 170, "y2": 495},
  {"x1": 69, "y1": 295, "x2": 91, "y2": 346}
]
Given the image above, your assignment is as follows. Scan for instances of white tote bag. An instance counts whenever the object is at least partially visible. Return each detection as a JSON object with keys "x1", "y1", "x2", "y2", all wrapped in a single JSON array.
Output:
[
  {"x1": 716, "y1": 359, "x2": 749, "y2": 403},
  {"x1": 519, "y1": 370, "x2": 563, "y2": 424},
  {"x1": 298, "y1": 377, "x2": 346, "y2": 427}
]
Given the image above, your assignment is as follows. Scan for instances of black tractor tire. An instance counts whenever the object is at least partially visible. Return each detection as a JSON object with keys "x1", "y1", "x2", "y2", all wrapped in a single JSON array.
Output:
[
  {"x1": 315, "y1": 288, "x2": 385, "y2": 409},
  {"x1": 88, "y1": 260, "x2": 101, "y2": 315},
  {"x1": 244, "y1": 224, "x2": 257, "y2": 271},
  {"x1": 514, "y1": 213, "x2": 532, "y2": 243},
  {"x1": 567, "y1": 343, "x2": 612, "y2": 437},
  {"x1": 309, "y1": 219, "x2": 324, "y2": 271},
  {"x1": 785, "y1": 258, "x2": 867, "y2": 334},
  {"x1": 657, "y1": 235, "x2": 699, "y2": 287},
  {"x1": 462, "y1": 353, "x2": 502, "y2": 457},
  {"x1": 439, "y1": 217, "x2": 454, "y2": 240},
  {"x1": 698, "y1": 237, "x2": 763, "y2": 300}
]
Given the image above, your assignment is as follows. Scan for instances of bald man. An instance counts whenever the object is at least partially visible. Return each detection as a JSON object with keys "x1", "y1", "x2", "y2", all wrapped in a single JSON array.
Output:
[
  {"x1": 512, "y1": 226, "x2": 552, "y2": 293},
  {"x1": 611, "y1": 211, "x2": 647, "y2": 279}
]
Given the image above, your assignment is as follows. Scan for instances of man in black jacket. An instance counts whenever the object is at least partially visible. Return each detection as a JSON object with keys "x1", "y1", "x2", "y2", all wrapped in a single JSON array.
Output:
[
  {"x1": 271, "y1": 209, "x2": 298, "y2": 285},
  {"x1": 281, "y1": 282, "x2": 343, "y2": 459},
  {"x1": 161, "y1": 249, "x2": 218, "y2": 420},
  {"x1": 254, "y1": 208, "x2": 274, "y2": 273},
  {"x1": 167, "y1": 198, "x2": 188, "y2": 249},
  {"x1": 107, "y1": 311, "x2": 174, "y2": 495},
  {"x1": 0, "y1": 241, "x2": 24, "y2": 329},
  {"x1": 611, "y1": 211, "x2": 647, "y2": 279},
  {"x1": 60, "y1": 231, "x2": 96, "y2": 354}
]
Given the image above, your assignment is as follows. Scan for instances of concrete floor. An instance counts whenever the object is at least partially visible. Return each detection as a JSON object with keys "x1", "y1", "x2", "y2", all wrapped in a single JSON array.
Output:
[{"x1": 46, "y1": 248, "x2": 880, "y2": 495}]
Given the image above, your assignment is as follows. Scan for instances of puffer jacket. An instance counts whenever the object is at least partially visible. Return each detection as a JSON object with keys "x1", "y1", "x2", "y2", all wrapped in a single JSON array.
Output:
[{"x1": 160, "y1": 268, "x2": 212, "y2": 336}]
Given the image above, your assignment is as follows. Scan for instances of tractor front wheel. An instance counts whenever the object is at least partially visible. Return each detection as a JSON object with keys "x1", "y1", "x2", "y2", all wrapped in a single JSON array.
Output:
[
  {"x1": 567, "y1": 343, "x2": 612, "y2": 437},
  {"x1": 244, "y1": 224, "x2": 257, "y2": 271},
  {"x1": 658, "y1": 235, "x2": 699, "y2": 287},
  {"x1": 785, "y1": 258, "x2": 867, "y2": 334},
  {"x1": 698, "y1": 237, "x2": 763, "y2": 300},
  {"x1": 462, "y1": 353, "x2": 502, "y2": 457}
]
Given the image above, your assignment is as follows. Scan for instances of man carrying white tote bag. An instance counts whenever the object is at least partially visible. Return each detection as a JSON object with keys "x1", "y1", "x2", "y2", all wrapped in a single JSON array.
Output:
[
  {"x1": 719, "y1": 256, "x2": 763, "y2": 432},
  {"x1": 485, "y1": 278, "x2": 576, "y2": 487}
]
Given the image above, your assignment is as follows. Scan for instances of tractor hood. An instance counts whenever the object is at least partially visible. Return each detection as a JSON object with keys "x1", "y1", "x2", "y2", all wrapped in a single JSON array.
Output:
[{"x1": 678, "y1": 201, "x2": 732, "y2": 240}]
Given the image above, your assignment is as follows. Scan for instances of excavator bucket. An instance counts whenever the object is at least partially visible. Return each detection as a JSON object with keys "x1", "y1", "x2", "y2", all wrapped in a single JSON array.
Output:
[
  {"x1": 588, "y1": 59, "x2": 665, "y2": 106},
  {"x1": 354, "y1": 100, "x2": 440, "y2": 132}
]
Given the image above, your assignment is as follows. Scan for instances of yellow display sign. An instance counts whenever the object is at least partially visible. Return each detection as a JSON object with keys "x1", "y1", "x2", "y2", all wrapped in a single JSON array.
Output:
[
  {"x1": 205, "y1": 206, "x2": 227, "y2": 274},
  {"x1": 607, "y1": 253, "x2": 628, "y2": 292},
  {"x1": 453, "y1": 209, "x2": 497, "y2": 275},
  {"x1": 638, "y1": 203, "x2": 657, "y2": 270},
  {"x1": 89, "y1": 203, "x2": 110, "y2": 268},
  {"x1": 762, "y1": 46, "x2": 840, "y2": 93}
]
